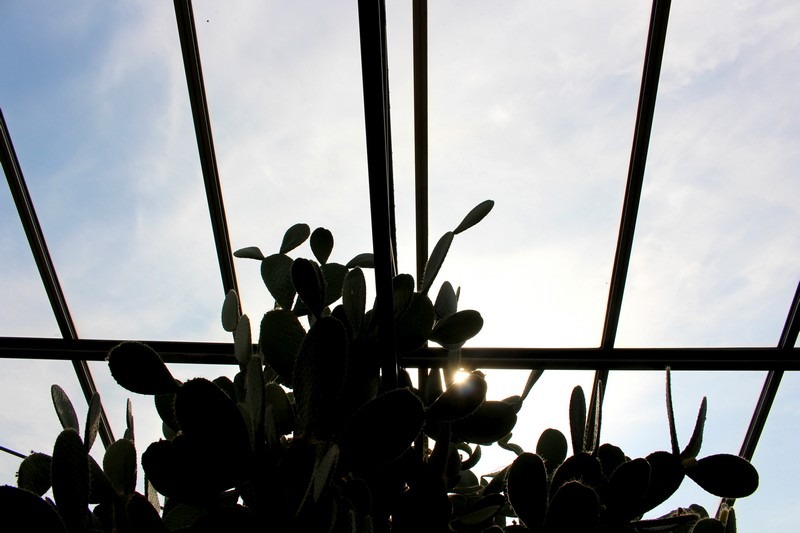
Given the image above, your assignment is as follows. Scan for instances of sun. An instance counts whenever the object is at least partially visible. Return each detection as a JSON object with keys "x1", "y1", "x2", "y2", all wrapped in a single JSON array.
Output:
[{"x1": 452, "y1": 369, "x2": 471, "y2": 384}]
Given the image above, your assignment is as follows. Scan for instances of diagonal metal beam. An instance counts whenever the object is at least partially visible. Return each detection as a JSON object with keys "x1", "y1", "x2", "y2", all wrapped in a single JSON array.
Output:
[
  {"x1": 173, "y1": 0, "x2": 239, "y2": 299},
  {"x1": 357, "y1": 0, "x2": 398, "y2": 389},
  {"x1": 588, "y1": 0, "x2": 672, "y2": 426},
  {"x1": 720, "y1": 281, "x2": 800, "y2": 513},
  {"x1": 1, "y1": 108, "x2": 115, "y2": 448},
  {"x1": 741, "y1": 281, "x2": 800, "y2": 461}
]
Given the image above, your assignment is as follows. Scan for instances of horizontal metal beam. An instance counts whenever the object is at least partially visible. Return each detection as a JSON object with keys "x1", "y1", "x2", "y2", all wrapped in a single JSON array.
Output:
[
  {"x1": 1, "y1": 337, "x2": 797, "y2": 371},
  {"x1": 405, "y1": 346, "x2": 799, "y2": 371},
  {"x1": 0, "y1": 337, "x2": 238, "y2": 365}
]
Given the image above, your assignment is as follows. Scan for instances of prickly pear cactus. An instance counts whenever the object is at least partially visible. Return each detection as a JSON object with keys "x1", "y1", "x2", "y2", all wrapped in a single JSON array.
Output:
[
  {"x1": 0, "y1": 386, "x2": 165, "y2": 533},
  {"x1": 501, "y1": 371, "x2": 757, "y2": 532},
  {"x1": 2, "y1": 199, "x2": 759, "y2": 532},
  {"x1": 97, "y1": 200, "x2": 536, "y2": 532}
]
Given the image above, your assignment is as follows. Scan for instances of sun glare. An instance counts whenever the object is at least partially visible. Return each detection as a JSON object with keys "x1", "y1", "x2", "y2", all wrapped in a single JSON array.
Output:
[{"x1": 453, "y1": 369, "x2": 471, "y2": 384}]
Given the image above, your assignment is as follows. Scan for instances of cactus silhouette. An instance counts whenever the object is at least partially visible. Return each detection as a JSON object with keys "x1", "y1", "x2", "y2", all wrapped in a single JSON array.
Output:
[
  {"x1": 1, "y1": 386, "x2": 165, "y2": 532},
  {"x1": 0, "y1": 200, "x2": 758, "y2": 532},
  {"x1": 503, "y1": 373, "x2": 756, "y2": 532},
  {"x1": 92, "y1": 200, "x2": 526, "y2": 532}
]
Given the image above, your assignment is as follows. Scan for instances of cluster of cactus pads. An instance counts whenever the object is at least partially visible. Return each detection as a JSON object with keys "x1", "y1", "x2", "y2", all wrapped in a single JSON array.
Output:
[
  {"x1": 501, "y1": 374, "x2": 758, "y2": 532},
  {"x1": 2, "y1": 201, "x2": 759, "y2": 532},
  {"x1": 0, "y1": 386, "x2": 163, "y2": 532}
]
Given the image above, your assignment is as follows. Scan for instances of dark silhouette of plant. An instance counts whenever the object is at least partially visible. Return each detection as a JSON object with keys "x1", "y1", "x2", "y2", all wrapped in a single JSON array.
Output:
[
  {"x1": 0, "y1": 199, "x2": 759, "y2": 532},
  {"x1": 501, "y1": 371, "x2": 757, "y2": 532},
  {"x1": 1, "y1": 200, "x2": 517, "y2": 532},
  {"x1": 108, "y1": 199, "x2": 526, "y2": 532},
  {"x1": 0, "y1": 386, "x2": 165, "y2": 532}
]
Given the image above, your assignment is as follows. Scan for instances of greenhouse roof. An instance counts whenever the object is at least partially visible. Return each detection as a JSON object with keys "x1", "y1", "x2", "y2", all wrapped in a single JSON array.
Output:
[{"x1": 1, "y1": 1, "x2": 798, "y2": 528}]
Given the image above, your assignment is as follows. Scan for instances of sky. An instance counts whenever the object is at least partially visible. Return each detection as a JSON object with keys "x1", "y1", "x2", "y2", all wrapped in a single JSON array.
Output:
[{"x1": 1, "y1": 0, "x2": 799, "y2": 529}]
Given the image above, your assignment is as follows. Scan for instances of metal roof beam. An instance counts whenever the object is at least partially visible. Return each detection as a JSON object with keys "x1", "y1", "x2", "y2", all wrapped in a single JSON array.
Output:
[
  {"x1": 173, "y1": 0, "x2": 239, "y2": 298},
  {"x1": 357, "y1": 0, "x2": 398, "y2": 389},
  {"x1": 2, "y1": 336, "x2": 798, "y2": 371},
  {"x1": 590, "y1": 0, "x2": 672, "y2": 423},
  {"x1": 413, "y1": 0, "x2": 429, "y2": 287}
]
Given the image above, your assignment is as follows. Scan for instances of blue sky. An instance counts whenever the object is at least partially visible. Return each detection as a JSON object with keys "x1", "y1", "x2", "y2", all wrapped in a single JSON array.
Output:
[{"x1": 1, "y1": 1, "x2": 799, "y2": 529}]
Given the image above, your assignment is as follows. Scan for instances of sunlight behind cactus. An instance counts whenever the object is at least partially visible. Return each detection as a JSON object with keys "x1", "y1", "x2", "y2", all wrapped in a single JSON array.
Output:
[{"x1": 0, "y1": 200, "x2": 759, "y2": 532}]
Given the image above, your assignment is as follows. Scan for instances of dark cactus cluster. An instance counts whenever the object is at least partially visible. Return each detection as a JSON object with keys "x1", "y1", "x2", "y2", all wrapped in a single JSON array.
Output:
[
  {"x1": 0, "y1": 200, "x2": 759, "y2": 532},
  {"x1": 500, "y1": 374, "x2": 758, "y2": 532},
  {"x1": 0, "y1": 386, "x2": 163, "y2": 532}
]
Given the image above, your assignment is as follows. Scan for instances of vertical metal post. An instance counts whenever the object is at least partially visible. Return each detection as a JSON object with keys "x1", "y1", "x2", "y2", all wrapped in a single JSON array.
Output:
[
  {"x1": 379, "y1": 0, "x2": 399, "y2": 274},
  {"x1": 412, "y1": 0, "x2": 430, "y2": 452},
  {"x1": 357, "y1": 0, "x2": 398, "y2": 389},
  {"x1": 413, "y1": 0, "x2": 429, "y2": 288}
]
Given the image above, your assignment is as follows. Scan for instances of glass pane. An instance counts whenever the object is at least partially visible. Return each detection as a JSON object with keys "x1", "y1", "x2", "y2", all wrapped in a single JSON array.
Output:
[
  {"x1": 191, "y1": 1, "x2": 375, "y2": 321},
  {"x1": 390, "y1": 1, "x2": 652, "y2": 347},
  {"x1": 0, "y1": 186, "x2": 60, "y2": 337},
  {"x1": 0, "y1": 2, "x2": 225, "y2": 342},
  {"x1": 0, "y1": 360, "x2": 86, "y2": 485},
  {"x1": 735, "y1": 372, "x2": 800, "y2": 530},
  {"x1": 617, "y1": 1, "x2": 800, "y2": 348},
  {"x1": 611, "y1": 2, "x2": 800, "y2": 524}
]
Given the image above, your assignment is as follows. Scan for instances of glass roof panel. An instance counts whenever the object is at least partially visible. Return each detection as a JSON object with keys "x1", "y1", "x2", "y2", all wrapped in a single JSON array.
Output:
[
  {"x1": 0, "y1": 185, "x2": 59, "y2": 337},
  {"x1": 393, "y1": 1, "x2": 652, "y2": 348},
  {"x1": 617, "y1": 1, "x2": 800, "y2": 348},
  {"x1": 191, "y1": 1, "x2": 375, "y2": 320},
  {"x1": 0, "y1": 2, "x2": 226, "y2": 342},
  {"x1": 0, "y1": 359, "x2": 85, "y2": 486},
  {"x1": 735, "y1": 372, "x2": 800, "y2": 530}
]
